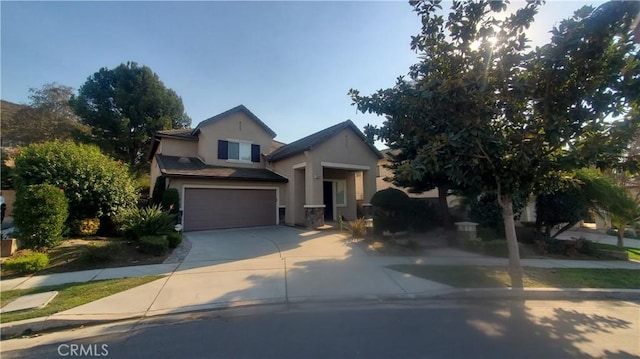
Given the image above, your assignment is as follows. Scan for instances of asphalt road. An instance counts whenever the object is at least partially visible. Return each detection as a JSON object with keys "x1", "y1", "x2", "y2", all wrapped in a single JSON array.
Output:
[{"x1": 3, "y1": 300, "x2": 639, "y2": 359}]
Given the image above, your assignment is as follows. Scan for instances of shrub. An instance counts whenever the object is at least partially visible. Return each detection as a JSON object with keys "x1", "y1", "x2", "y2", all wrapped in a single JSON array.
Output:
[
  {"x1": 371, "y1": 188, "x2": 411, "y2": 211},
  {"x1": 536, "y1": 186, "x2": 589, "y2": 237},
  {"x1": 12, "y1": 141, "x2": 137, "y2": 224},
  {"x1": 117, "y1": 204, "x2": 177, "y2": 240},
  {"x1": 167, "y1": 232, "x2": 182, "y2": 249},
  {"x1": 161, "y1": 188, "x2": 180, "y2": 214},
  {"x1": 371, "y1": 189, "x2": 411, "y2": 235},
  {"x1": 72, "y1": 218, "x2": 101, "y2": 236},
  {"x1": 139, "y1": 235, "x2": 169, "y2": 256},
  {"x1": 82, "y1": 242, "x2": 121, "y2": 263},
  {"x1": 467, "y1": 192, "x2": 525, "y2": 236},
  {"x1": 13, "y1": 184, "x2": 68, "y2": 250},
  {"x1": 349, "y1": 218, "x2": 368, "y2": 239},
  {"x1": 151, "y1": 176, "x2": 167, "y2": 205},
  {"x1": 481, "y1": 240, "x2": 510, "y2": 257},
  {"x1": 407, "y1": 199, "x2": 439, "y2": 232},
  {"x1": 3, "y1": 251, "x2": 49, "y2": 274}
]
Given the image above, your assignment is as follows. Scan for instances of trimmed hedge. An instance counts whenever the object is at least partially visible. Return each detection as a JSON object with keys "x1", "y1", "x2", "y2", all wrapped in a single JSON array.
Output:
[
  {"x1": 13, "y1": 183, "x2": 68, "y2": 250},
  {"x1": 371, "y1": 189, "x2": 411, "y2": 235},
  {"x1": 139, "y1": 236, "x2": 169, "y2": 256},
  {"x1": 13, "y1": 141, "x2": 137, "y2": 224},
  {"x1": 167, "y1": 232, "x2": 182, "y2": 249},
  {"x1": 3, "y1": 251, "x2": 50, "y2": 274}
]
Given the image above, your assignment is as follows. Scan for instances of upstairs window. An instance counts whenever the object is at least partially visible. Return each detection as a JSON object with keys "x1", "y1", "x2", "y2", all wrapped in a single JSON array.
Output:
[{"x1": 218, "y1": 140, "x2": 260, "y2": 162}]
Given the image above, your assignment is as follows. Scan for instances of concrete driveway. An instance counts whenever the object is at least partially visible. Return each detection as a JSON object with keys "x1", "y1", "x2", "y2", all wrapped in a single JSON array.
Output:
[{"x1": 143, "y1": 226, "x2": 450, "y2": 315}]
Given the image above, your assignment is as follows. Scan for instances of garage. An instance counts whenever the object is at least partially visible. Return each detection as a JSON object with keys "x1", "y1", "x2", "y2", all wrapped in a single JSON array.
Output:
[{"x1": 183, "y1": 188, "x2": 277, "y2": 231}]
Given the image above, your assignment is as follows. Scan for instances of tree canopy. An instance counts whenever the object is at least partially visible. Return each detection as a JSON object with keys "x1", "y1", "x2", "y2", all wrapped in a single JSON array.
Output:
[
  {"x1": 350, "y1": 0, "x2": 640, "y2": 286},
  {"x1": 71, "y1": 62, "x2": 191, "y2": 169},
  {"x1": 1, "y1": 83, "x2": 89, "y2": 146}
]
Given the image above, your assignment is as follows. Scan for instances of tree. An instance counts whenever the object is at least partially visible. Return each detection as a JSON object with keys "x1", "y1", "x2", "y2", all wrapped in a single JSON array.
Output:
[
  {"x1": 13, "y1": 141, "x2": 138, "y2": 226},
  {"x1": 351, "y1": 0, "x2": 640, "y2": 287},
  {"x1": 71, "y1": 62, "x2": 191, "y2": 169},
  {"x1": 1, "y1": 83, "x2": 89, "y2": 146}
]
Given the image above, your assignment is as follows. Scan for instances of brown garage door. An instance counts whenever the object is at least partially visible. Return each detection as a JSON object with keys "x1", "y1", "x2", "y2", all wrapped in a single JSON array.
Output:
[{"x1": 183, "y1": 188, "x2": 277, "y2": 231}]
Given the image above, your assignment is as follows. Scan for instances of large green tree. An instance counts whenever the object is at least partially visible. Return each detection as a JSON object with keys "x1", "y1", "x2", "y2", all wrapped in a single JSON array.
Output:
[
  {"x1": 351, "y1": 0, "x2": 640, "y2": 287},
  {"x1": 1, "y1": 83, "x2": 89, "y2": 146},
  {"x1": 71, "y1": 62, "x2": 191, "y2": 169}
]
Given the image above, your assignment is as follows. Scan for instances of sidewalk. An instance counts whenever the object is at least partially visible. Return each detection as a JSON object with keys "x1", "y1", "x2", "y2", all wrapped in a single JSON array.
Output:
[{"x1": 1, "y1": 235, "x2": 639, "y2": 338}]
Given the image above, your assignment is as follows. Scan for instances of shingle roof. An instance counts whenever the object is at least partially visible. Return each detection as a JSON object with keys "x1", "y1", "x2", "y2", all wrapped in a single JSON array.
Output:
[
  {"x1": 156, "y1": 129, "x2": 197, "y2": 140},
  {"x1": 156, "y1": 155, "x2": 288, "y2": 183},
  {"x1": 193, "y1": 105, "x2": 276, "y2": 138},
  {"x1": 266, "y1": 120, "x2": 383, "y2": 162}
]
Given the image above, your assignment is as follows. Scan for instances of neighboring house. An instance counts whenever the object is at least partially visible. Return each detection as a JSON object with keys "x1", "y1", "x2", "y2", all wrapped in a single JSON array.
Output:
[
  {"x1": 356, "y1": 149, "x2": 460, "y2": 206},
  {"x1": 150, "y1": 105, "x2": 382, "y2": 231}
]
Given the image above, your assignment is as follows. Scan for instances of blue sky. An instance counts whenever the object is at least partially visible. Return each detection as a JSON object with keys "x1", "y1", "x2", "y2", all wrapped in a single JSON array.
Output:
[{"x1": 1, "y1": 1, "x2": 605, "y2": 147}]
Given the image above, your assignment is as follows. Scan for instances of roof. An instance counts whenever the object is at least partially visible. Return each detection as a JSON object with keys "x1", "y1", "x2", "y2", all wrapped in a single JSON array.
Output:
[
  {"x1": 156, "y1": 155, "x2": 288, "y2": 183},
  {"x1": 156, "y1": 128, "x2": 197, "y2": 140},
  {"x1": 266, "y1": 120, "x2": 383, "y2": 162},
  {"x1": 193, "y1": 105, "x2": 276, "y2": 138}
]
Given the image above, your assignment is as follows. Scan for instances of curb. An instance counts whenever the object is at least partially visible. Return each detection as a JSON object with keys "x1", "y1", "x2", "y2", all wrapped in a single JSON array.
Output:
[{"x1": 2, "y1": 288, "x2": 639, "y2": 339}]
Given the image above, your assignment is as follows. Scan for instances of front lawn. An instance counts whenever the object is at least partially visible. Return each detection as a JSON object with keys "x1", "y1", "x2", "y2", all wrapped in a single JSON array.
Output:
[
  {"x1": 590, "y1": 242, "x2": 640, "y2": 261},
  {"x1": 388, "y1": 265, "x2": 640, "y2": 289},
  {"x1": 0, "y1": 237, "x2": 170, "y2": 279},
  {"x1": 0, "y1": 275, "x2": 164, "y2": 324}
]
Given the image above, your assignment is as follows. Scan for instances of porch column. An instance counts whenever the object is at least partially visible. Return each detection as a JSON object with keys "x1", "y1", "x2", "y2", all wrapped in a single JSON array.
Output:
[
  {"x1": 304, "y1": 152, "x2": 325, "y2": 228},
  {"x1": 362, "y1": 169, "x2": 377, "y2": 205}
]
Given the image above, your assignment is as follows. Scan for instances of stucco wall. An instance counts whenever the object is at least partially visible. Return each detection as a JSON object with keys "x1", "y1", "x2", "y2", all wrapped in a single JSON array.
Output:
[
  {"x1": 196, "y1": 112, "x2": 273, "y2": 168},
  {"x1": 161, "y1": 138, "x2": 198, "y2": 158}
]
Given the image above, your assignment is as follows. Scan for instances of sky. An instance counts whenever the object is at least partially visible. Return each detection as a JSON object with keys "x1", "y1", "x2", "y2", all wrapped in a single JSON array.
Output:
[{"x1": 1, "y1": 0, "x2": 606, "y2": 148}]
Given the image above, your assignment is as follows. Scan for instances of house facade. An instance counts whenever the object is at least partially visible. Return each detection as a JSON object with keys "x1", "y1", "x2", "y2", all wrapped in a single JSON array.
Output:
[{"x1": 150, "y1": 105, "x2": 382, "y2": 231}]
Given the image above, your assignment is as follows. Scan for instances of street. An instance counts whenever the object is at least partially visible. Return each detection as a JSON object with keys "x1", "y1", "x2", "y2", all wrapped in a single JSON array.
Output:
[{"x1": 2, "y1": 299, "x2": 639, "y2": 358}]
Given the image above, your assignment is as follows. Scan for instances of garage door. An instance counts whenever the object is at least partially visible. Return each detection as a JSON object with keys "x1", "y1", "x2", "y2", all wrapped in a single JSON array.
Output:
[{"x1": 183, "y1": 188, "x2": 277, "y2": 231}]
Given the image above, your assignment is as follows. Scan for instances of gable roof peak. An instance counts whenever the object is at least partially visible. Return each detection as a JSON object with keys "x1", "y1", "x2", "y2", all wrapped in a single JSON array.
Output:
[
  {"x1": 266, "y1": 119, "x2": 382, "y2": 162},
  {"x1": 193, "y1": 105, "x2": 276, "y2": 138}
]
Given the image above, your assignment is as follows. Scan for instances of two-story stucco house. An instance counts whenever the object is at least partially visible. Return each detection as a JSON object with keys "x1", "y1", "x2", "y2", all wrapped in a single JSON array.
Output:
[{"x1": 149, "y1": 105, "x2": 382, "y2": 231}]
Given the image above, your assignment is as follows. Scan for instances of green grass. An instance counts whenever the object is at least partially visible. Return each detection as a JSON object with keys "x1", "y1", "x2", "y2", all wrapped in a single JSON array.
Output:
[
  {"x1": 0, "y1": 275, "x2": 164, "y2": 323},
  {"x1": 388, "y1": 265, "x2": 640, "y2": 289},
  {"x1": 590, "y1": 242, "x2": 640, "y2": 261}
]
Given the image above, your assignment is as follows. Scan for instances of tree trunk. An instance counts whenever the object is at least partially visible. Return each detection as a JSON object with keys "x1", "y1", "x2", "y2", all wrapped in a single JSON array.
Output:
[
  {"x1": 499, "y1": 195, "x2": 524, "y2": 288},
  {"x1": 617, "y1": 229, "x2": 625, "y2": 248},
  {"x1": 437, "y1": 185, "x2": 454, "y2": 230}
]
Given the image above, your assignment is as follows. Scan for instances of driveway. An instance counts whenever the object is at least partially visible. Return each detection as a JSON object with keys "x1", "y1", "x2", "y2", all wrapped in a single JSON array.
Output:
[{"x1": 139, "y1": 226, "x2": 451, "y2": 314}]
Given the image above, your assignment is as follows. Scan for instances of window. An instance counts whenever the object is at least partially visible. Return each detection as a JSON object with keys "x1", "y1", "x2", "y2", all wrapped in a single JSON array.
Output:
[
  {"x1": 335, "y1": 180, "x2": 346, "y2": 207},
  {"x1": 228, "y1": 141, "x2": 251, "y2": 161},
  {"x1": 218, "y1": 140, "x2": 260, "y2": 162}
]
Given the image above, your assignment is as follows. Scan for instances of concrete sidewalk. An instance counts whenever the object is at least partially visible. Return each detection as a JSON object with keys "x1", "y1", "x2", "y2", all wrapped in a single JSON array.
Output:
[{"x1": 1, "y1": 228, "x2": 639, "y2": 338}]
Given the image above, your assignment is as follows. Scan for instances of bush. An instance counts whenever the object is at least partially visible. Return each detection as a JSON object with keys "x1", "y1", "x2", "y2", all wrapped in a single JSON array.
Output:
[
  {"x1": 371, "y1": 189, "x2": 411, "y2": 235},
  {"x1": 481, "y1": 240, "x2": 510, "y2": 257},
  {"x1": 139, "y1": 235, "x2": 169, "y2": 256},
  {"x1": 82, "y1": 242, "x2": 121, "y2": 263},
  {"x1": 13, "y1": 141, "x2": 137, "y2": 224},
  {"x1": 467, "y1": 192, "x2": 525, "y2": 236},
  {"x1": 161, "y1": 188, "x2": 180, "y2": 214},
  {"x1": 536, "y1": 186, "x2": 588, "y2": 237},
  {"x1": 13, "y1": 184, "x2": 68, "y2": 250},
  {"x1": 167, "y1": 232, "x2": 182, "y2": 249},
  {"x1": 72, "y1": 218, "x2": 101, "y2": 236},
  {"x1": 117, "y1": 204, "x2": 177, "y2": 240},
  {"x1": 151, "y1": 176, "x2": 166, "y2": 205},
  {"x1": 3, "y1": 251, "x2": 49, "y2": 274},
  {"x1": 407, "y1": 199, "x2": 439, "y2": 232},
  {"x1": 349, "y1": 218, "x2": 367, "y2": 239}
]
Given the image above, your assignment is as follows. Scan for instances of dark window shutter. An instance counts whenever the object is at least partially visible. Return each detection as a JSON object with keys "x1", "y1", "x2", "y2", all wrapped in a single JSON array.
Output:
[
  {"x1": 218, "y1": 140, "x2": 228, "y2": 160},
  {"x1": 251, "y1": 144, "x2": 260, "y2": 162}
]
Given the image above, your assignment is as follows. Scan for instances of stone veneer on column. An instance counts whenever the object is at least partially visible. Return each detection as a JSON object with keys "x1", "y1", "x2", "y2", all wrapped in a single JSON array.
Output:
[{"x1": 305, "y1": 207, "x2": 325, "y2": 229}]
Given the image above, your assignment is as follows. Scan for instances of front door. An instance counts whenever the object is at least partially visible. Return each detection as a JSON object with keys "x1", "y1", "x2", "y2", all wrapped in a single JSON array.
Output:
[{"x1": 323, "y1": 181, "x2": 334, "y2": 220}]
